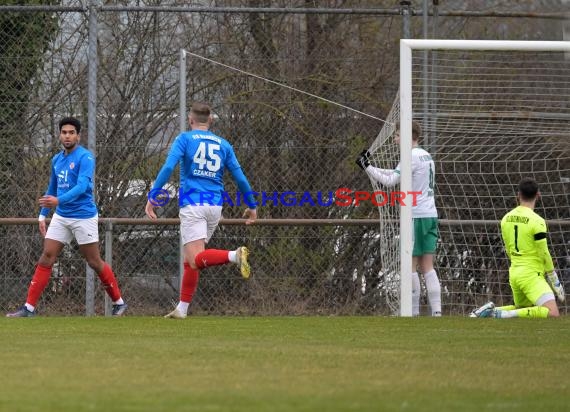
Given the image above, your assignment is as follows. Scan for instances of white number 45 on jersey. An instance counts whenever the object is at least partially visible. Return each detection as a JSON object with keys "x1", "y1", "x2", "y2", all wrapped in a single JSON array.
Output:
[{"x1": 193, "y1": 142, "x2": 221, "y2": 172}]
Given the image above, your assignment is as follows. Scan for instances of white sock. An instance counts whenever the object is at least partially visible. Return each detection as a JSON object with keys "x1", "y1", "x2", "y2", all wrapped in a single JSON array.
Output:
[
  {"x1": 176, "y1": 301, "x2": 190, "y2": 314},
  {"x1": 424, "y1": 269, "x2": 442, "y2": 316},
  {"x1": 228, "y1": 250, "x2": 238, "y2": 264},
  {"x1": 113, "y1": 298, "x2": 124, "y2": 305},
  {"x1": 25, "y1": 303, "x2": 35, "y2": 312},
  {"x1": 498, "y1": 309, "x2": 518, "y2": 318},
  {"x1": 412, "y1": 272, "x2": 420, "y2": 316}
]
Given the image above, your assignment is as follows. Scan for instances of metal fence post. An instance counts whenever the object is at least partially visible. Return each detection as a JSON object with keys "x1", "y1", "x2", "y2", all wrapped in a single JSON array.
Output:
[
  {"x1": 422, "y1": 0, "x2": 430, "y2": 150},
  {"x1": 400, "y1": 0, "x2": 412, "y2": 39},
  {"x1": 179, "y1": 49, "x2": 187, "y2": 291},
  {"x1": 85, "y1": 0, "x2": 100, "y2": 317},
  {"x1": 430, "y1": 0, "x2": 439, "y2": 157}
]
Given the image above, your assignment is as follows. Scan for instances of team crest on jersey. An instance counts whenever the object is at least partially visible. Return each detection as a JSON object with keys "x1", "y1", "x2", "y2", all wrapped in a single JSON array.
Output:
[{"x1": 69, "y1": 162, "x2": 75, "y2": 169}]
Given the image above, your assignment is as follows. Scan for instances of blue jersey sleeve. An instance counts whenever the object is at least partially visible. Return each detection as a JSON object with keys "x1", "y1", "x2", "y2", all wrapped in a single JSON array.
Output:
[
  {"x1": 224, "y1": 148, "x2": 256, "y2": 208},
  {"x1": 230, "y1": 167, "x2": 257, "y2": 208},
  {"x1": 224, "y1": 145, "x2": 242, "y2": 172},
  {"x1": 40, "y1": 159, "x2": 58, "y2": 217},
  {"x1": 57, "y1": 153, "x2": 94, "y2": 205},
  {"x1": 152, "y1": 136, "x2": 185, "y2": 190}
]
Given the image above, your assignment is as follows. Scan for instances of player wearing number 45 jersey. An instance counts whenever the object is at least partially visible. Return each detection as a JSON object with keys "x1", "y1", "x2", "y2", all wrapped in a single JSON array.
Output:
[
  {"x1": 471, "y1": 178, "x2": 564, "y2": 319},
  {"x1": 356, "y1": 121, "x2": 441, "y2": 317},
  {"x1": 145, "y1": 102, "x2": 257, "y2": 319}
]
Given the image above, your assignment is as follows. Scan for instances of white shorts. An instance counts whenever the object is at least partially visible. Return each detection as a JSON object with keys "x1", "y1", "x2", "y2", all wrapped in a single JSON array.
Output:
[
  {"x1": 45, "y1": 213, "x2": 99, "y2": 245},
  {"x1": 179, "y1": 205, "x2": 222, "y2": 245}
]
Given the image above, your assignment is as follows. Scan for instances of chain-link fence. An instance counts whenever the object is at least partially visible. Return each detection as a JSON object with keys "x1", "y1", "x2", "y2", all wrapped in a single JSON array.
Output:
[{"x1": 0, "y1": 1, "x2": 568, "y2": 316}]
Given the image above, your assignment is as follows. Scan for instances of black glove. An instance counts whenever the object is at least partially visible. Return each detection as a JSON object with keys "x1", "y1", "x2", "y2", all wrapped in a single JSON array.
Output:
[{"x1": 355, "y1": 149, "x2": 371, "y2": 170}]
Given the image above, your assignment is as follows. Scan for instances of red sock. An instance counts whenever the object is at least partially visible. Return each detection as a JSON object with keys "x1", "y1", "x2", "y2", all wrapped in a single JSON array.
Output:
[
  {"x1": 26, "y1": 264, "x2": 52, "y2": 306},
  {"x1": 194, "y1": 249, "x2": 230, "y2": 269},
  {"x1": 181, "y1": 263, "x2": 200, "y2": 303},
  {"x1": 97, "y1": 263, "x2": 122, "y2": 302}
]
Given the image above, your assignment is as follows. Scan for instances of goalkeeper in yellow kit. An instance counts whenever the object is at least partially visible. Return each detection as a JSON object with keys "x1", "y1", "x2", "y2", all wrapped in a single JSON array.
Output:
[{"x1": 471, "y1": 178, "x2": 565, "y2": 318}]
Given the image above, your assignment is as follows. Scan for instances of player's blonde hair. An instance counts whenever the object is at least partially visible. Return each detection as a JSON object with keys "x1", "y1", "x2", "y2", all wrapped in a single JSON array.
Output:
[
  {"x1": 396, "y1": 121, "x2": 422, "y2": 141},
  {"x1": 190, "y1": 102, "x2": 211, "y2": 124}
]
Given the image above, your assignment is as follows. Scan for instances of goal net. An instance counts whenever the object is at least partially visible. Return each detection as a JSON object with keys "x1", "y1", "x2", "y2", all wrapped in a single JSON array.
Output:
[{"x1": 368, "y1": 40, "x2": 570, "y2": 316}]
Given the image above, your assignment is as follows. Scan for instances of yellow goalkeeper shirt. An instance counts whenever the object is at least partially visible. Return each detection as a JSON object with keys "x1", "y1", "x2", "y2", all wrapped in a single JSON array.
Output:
[{"x1": 500, "y1": 205, "x2": 554, "y2": 274}]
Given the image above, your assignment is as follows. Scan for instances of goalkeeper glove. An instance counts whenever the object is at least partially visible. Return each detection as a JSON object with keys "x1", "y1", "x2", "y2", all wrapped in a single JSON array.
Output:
[
  {"x1": 355, "y1": 149, "x2": 371, "y2": 170},
  {"x1": 546, "y1": 271, "x2": 565, "y2": 303}
]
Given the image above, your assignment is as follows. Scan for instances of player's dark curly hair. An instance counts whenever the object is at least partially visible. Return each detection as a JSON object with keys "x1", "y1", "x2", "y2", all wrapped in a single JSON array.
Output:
[{"x1": 59, "y1": 117, "x2": 81, "y2": 133}]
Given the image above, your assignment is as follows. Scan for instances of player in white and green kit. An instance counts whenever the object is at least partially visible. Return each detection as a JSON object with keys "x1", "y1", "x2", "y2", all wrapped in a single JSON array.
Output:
[
  {"x1": 356, "y1": 121, "x2": 441, "y2": 316},
  {"x1": 471, "y1": 178, "x2": 564, "y2": 318}
]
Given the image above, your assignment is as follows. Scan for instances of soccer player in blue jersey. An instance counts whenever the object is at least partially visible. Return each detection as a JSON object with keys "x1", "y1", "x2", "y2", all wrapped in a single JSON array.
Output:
[
  {"x1": 145, "y1": 102, "x2": 257, "y2": 319},
  {"x1": 6, "y1": 117, "x2": 127, "y2": 317}
]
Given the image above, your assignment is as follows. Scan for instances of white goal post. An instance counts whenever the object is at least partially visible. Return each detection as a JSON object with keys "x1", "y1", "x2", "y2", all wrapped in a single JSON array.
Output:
[{"x1": 397, "y1": 39, "x2": 570, "y2": 317}]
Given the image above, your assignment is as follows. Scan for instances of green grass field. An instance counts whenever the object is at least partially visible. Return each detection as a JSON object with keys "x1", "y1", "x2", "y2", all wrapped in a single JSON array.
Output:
[{"x1": 1, "y1": 316, "x2": 568, "y2": 412}]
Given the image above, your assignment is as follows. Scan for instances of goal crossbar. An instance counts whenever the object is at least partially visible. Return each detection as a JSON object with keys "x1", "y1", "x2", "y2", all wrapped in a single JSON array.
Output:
[{"x1": 401, "y1": 39, "x2": 570, "y2": 52}]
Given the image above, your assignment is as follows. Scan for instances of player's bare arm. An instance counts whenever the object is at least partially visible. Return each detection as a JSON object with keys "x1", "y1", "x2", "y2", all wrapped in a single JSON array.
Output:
[
  {"x1": 145, "y1": 200, "x2": 158, "y2": 220},
  {"x1": 38, "y1": 220, "x2": 47, "y2": 237},
  {"x1": 243, "y1": 208, "x2": 257, "y2": 225}
]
